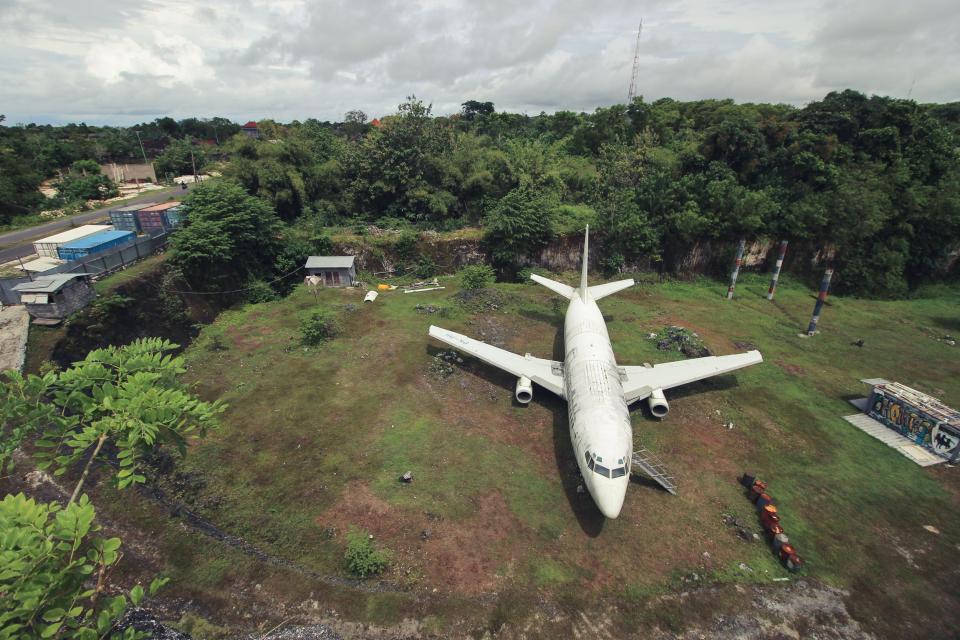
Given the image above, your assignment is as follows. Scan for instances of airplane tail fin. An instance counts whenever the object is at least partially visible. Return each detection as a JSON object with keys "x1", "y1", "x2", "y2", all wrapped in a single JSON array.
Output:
[{"x1": 579, "y1": 225, "x2": 590, "y2": 301}]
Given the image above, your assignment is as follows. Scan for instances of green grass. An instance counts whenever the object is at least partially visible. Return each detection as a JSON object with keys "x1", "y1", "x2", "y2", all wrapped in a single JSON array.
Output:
[{"x1": 86, "y1": 271, "x2": 960, "y2": 638}]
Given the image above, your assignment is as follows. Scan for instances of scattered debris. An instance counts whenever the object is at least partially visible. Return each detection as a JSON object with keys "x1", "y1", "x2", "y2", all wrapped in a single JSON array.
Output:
[
  {"x1": 429, "y1": 350, "x2": 463, "y2": 379},
  {"x1": 453, "y1": 287, "x2": 507, "y2": 312},
  {"x1": 400, "y1": 471, "x2": 413, "y2": 483},
  {"x1": 742, "y1": 473, "x2": 805, "y2": 573},
  {"x1": 737, "y1": 562, "x2": 753, "y2": 572},
  {"x1": 652, "y1": 326, "x2": 712, "y2": 358},
  {"x1": 851, "y1": 338, "x2": 865, "y2": 347},
  {"x1": 923, "y1": 524, "x2": 941, "y2": 535},
  {"x1": 421, "y1": 528, "x2": 432, "y2": 540},
  {"x1": 576, "y1": 484, "x2": 586, "y2": 494},
  {"x1": 733, "y1": 341, "x2": 757, "y2": 350},
  {"x1": 414, "y1": 303, "x2": 443, "y2": 314},
  {"x1": 404, "y1": 286, "x2": 445, "y2": 294},
  {"x1": 725, "y1": 421, "x2": 735, "y2": 430},
  {"x1": 364, "y1": 291, "x2": 378, "y2": 303}
]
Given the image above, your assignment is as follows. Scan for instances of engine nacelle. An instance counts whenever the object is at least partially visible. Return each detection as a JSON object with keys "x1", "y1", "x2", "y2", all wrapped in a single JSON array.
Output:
[
  {"x1": 515, "y1": 376, "x2": 533, "y2": 404},
  {"x1": 648, "y1": 388, "x2": 669, "y2": 418}
]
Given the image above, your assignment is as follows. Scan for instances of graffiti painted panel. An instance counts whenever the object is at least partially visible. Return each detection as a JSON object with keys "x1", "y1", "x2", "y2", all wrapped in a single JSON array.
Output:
[{"x1": 867, "y1": 390, "x2": 960, "y2": 460}]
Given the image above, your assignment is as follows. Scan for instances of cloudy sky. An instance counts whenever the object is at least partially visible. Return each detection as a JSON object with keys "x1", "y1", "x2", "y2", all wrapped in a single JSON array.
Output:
[{"x1": 1, "y1": 0, "x2": 958, "y2": 125}]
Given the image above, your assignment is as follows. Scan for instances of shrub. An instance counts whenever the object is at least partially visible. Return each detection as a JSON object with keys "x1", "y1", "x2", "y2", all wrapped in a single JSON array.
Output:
[
  {"x1": 344, "y1": 528, "x2": 390, "y2": 578},
  {"x1": 460, "y1": 264, "x2": 495, "y2": 290},
  {"x1": 300, "y1": 310, "x2": 340, "y2": 345}
]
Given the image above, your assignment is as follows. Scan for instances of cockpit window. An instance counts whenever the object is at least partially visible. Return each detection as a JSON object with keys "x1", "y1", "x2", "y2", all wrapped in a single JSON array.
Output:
[
  {"x1": 611, "y1": 467, "x2": 626, "y2": 478},
  {"x1": 594, "y1": 463, "x2": 610, "y2": 477},
  {"x1": 588, "y1": 458, "x2": 595, "y2": 471}
]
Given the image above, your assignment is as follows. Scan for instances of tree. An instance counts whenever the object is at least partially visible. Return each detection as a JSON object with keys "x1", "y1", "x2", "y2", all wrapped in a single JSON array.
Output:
[
  {"x1": 483, "y1": 183, "x2": 557, "y2": 274},
  {"x1": 0, "y1": 338, "x2": 219, "y2": 638},
  {"x1": 1, "y1": 338, "x2": 224, "y2": 498},
  {"x1": 343, "y1": 110, "x2": 368, "y2": 140},
  {"x1": 154, "y1": 139, "x2": 206, "y2": 178},
  {"x1": 0, "y1": 493, "x2": 168, "y2": 639},
  {"x1": 58, "y1": 161, "x2": 117, "y2": 202},
  {"x1": 461, "y1": 100, "x2": 495, "y2": 121},
  {"x1": 169, "y1": 181, "x2": 283, "y2": 290}
]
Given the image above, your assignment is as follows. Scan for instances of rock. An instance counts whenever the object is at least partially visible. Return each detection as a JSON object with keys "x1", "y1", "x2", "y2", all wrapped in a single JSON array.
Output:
[
  {"x1": 738, "y1": 528, "x2": 754, "y2": 541},
  {"x1": 576, "y1": 483, "x2": 586, "y2": 494},
  {"x1": 400, "y1": 471, "x2": 413, "y2": 483},
  {"x1": 115, "y1": 608, "x2": 191, "y2": 640}
]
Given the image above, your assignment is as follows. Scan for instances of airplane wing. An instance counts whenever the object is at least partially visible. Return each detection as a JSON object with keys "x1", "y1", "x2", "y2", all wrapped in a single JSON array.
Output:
[
  {"x1": 621, "y1": 351, "x2": 762, "y2": 404},
  {"x1": 428, "y1": 325, "x2": 565, "y2": 398}
]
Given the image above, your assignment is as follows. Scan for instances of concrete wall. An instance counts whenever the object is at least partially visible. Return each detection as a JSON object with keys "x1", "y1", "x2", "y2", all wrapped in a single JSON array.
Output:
[{"x1": 0, "y1": 306, "x2": 29, "y2": 372}]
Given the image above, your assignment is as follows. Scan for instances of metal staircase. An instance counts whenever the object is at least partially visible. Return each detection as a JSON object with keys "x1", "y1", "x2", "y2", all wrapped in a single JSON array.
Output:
[{"x1": 631, "y1": 447, "x2": 677, "y2": 495}]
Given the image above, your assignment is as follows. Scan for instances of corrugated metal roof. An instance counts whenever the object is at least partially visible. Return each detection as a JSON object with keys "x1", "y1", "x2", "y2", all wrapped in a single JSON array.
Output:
[
  {"x1": 60, "y1": 230, "x2": 135, "y2": 250},
  {"x1": 34, "y1": 225, "x2": 112, "y2": 245},
  {"x1": 306, "y1": 256, "x2": 355, "y2": 269},
  {"x1": 139, "y1": 202, "x2": 181, "y2": 212},
  {"x1": 113, "y1": 202, "x2": 159, "y2": 212},
  {"x1": 19, "y1": 256, "x2": 64, "y2": 272},
  {"x1": 13, "y1": 273, "x2": 89, "y2": 294}
]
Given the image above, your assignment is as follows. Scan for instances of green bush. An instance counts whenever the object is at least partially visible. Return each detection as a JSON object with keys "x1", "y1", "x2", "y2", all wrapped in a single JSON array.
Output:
[
  {"x1": 344, "y1": 528, "x2": 390, "y2": 578},
  {"x1": 460, "y1": 264, "x2": 495, "y2": 290},
  {"x1": 300, "y1": 310, "x2": 341, "y2": 345}
]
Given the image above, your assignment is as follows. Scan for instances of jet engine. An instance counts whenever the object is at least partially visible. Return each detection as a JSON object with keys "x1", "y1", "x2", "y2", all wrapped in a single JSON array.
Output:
[
  {"x1": 648, "y1": 388, "x2": 669, "y2": 418},
  {"x1": 515, "y1": 376, "x2": 533, "y2": 404}
]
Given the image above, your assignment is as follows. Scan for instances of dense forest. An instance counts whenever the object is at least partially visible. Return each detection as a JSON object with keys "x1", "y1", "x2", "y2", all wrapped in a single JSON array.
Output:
[{"x1": 2, "y1": 90, "x2": 959, "y2": 296}]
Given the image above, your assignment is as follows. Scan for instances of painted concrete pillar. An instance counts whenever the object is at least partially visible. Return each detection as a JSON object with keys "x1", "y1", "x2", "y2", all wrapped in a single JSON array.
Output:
[
  {"x1": 726, "y1": 239, "x2": 747, "y2": 300},
  {"x1": 806, "y1": 267, "x2": 834, "y2": 335},
  {"x1": 767, "y1": 240, "x2": 789, "y2": 300}
]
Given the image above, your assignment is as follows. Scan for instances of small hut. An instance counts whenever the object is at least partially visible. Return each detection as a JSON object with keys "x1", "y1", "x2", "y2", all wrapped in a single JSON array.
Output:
[
  {"x1": 305, "y1": 256, "x2": 356, "y2": 287},
  {"x1": 13, "y1": 274, "x2": 96, "y2": 321}
]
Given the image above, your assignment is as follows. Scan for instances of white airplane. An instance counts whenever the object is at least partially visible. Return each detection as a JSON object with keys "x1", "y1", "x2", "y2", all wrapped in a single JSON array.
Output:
[{"x1": 428, "y1": 226, "x2": 762, "y2": 519}]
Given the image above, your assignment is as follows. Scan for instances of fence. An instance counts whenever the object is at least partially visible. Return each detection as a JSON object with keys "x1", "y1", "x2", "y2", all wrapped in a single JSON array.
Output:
[{"x1": 0, "y1": 232, "x2": 168, "y2": 305}]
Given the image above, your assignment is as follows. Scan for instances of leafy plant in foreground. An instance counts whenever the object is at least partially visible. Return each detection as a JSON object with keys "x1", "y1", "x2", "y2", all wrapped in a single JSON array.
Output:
[{"x1": 0, "y1": 493, "x2": 168, "y2": 639}]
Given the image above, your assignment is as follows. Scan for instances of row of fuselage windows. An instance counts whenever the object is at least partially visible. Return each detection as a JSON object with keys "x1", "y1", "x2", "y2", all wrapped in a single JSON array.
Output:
[{"x1": 585, "y1": 450, "x2": 627, "y2": 479}]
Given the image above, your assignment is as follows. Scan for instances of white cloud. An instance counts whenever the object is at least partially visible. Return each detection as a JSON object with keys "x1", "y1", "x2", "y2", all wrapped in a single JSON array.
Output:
[{"x1": 0, "y1": 0, "x2": 956, "y2": 125}]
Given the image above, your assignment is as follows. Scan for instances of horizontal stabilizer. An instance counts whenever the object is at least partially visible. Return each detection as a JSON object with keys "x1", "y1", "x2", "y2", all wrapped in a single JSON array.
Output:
[
  {"x1": 530, "y1": 274, "x2": 575, "y2": 299},
  {"x1": 589, "y1": 279, "x2": 635, "y2": 301}
]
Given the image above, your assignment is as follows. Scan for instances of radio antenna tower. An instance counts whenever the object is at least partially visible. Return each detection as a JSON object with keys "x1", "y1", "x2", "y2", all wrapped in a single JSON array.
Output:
[{"x1": 627, "y1": 19, "x2": 643, "y2": 104}]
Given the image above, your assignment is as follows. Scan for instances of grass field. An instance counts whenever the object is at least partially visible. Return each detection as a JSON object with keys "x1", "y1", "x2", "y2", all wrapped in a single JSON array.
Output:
[{"x1": 87, "y1": 271, "x2": 960, "y2": 638}]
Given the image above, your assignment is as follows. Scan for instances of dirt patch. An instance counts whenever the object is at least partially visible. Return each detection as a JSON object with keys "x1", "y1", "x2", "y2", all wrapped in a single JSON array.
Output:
[
  {"x1": 776, "y1": 359, "x2": 807, "y2": 376},
  {"x1": 314, "y1": 485, "x2": 520, "y2": 596}
]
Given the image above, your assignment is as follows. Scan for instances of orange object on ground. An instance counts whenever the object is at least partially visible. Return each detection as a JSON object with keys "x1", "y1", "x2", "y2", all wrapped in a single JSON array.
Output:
[
  {"x1": 762, "y1": 503, "x2": 778, "y2": 514},
  {"x1": 778, "y1": 544, "x2": 796, "y2": 561}
]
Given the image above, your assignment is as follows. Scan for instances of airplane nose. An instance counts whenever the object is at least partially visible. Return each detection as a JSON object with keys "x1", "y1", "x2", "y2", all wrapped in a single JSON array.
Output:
[{"x1": 594, "y1": 486, "x2": 626, "y2": 519}]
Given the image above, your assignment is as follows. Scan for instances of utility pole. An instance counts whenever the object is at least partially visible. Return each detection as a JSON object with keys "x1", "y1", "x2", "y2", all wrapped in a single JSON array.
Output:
[
  {"x1": 134, "y1": 130, "x2": 148, "y2": 164},
  {"x1": 627, "y1": 19, "x2": 643, "y2": 104}
]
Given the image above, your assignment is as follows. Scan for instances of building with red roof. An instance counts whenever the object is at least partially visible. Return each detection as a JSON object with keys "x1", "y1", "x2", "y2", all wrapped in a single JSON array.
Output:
[{"x1": 241, "y1": 121, "x2": 260, "y2": 139}]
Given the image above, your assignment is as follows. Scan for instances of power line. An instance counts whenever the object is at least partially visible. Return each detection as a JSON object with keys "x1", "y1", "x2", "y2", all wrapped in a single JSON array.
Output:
[{"x1": 144, "y1": 265, "x2": 306, "y2": 296}]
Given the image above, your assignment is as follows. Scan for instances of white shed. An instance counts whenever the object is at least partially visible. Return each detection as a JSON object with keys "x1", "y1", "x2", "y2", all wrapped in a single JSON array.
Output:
[{"x1": 305, "y1": 256, "x2": 356, "y2": 287}]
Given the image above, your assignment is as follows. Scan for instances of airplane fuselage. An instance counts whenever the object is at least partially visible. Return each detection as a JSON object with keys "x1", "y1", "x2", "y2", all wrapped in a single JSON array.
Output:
[{"x1": 563, "y1": 293, "x2": 632, "y2": 518}]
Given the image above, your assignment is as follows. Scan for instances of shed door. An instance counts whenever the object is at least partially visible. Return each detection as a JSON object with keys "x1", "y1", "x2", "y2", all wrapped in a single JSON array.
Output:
[{"x1": 325, "y1": 271, "x2": 340, "y2": 286}]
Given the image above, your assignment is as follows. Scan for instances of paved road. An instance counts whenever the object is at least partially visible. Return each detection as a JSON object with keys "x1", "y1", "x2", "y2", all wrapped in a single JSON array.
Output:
[{"x1": 0, "y1": 184, "x2": 192, "y2": 264}]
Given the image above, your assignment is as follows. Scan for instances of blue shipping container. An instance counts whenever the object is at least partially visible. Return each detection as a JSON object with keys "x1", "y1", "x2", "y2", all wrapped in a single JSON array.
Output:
[{"x1": 57, "y1": 230, "x2": 136, "y2": 261}]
